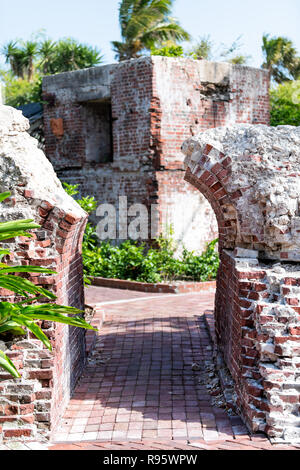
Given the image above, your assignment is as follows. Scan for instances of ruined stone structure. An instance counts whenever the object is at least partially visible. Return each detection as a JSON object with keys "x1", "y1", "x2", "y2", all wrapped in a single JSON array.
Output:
[
  {"x1": 42, "y1": 57, "x2": 270, "y2": 252},
  {"x1": 0, "y1": 67, "x2": 299, "y2": 445},
  {"x1": 183, "y1": 124, "x2": 300, "y2": 443},
  {"x1": 0, "y1": 105, "x2": 88, "y2": 442}
]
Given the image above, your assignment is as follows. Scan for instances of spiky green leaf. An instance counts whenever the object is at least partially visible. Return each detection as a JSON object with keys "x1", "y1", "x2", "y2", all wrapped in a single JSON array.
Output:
[
  {"x1": 0, "y1": 265, "x2": 56, "y2": 275},
  {"x1": 11, "y1": 313, "x2": 52, "y2": 351},
  {"x1": 0, "y1": 350, "x2": 20, "y2": 378},
  {"x1": 0, "y1": 320, "x2": 25, "y2": 335},
  {"x1": 0, "y1": 192, "x2": 11, "y2": 203},
  {"x1": 0, "y1": 219, "x2": 40, "y2": 234},
  {"x1": 0, "y1": 275, "x2": 56, "y2": 299},
  {"x1": 20, "y1": 304, "x2": 97, "y2": 331}
]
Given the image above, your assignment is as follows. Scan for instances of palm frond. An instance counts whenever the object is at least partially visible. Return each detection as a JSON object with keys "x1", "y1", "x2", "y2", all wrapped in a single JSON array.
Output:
[
  {"x1": 0, "y1": 320, "x2": 25, "y2": 335},
  {"x1": 0, "y1": 219, "x2": 40, "y2": 234},
  {"x1": 11, "y1": 312, "x2": 52, "y2": 351},
  {"x1": 141, "y1": 21, "x2": 191, "y2": 49},
  {"x1": 20, "y1": 304, "x2": 97, "y2": 331},
  {"x1": 119, "y1": 0, "x2": 136, "y2": 34}
]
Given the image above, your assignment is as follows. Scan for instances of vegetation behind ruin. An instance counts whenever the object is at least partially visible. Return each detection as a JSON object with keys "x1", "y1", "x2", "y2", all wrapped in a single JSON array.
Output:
[
  {"x1": 1, "y1": 1, "x2": 300, "y2": 125},
  {"x1": 63, "y1": 183, "x2": 220, "y2": 284}
]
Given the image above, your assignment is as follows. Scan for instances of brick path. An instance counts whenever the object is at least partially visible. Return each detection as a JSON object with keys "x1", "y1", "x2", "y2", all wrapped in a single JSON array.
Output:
[
  {"x1": 49, "y1": 437, "x2": 297, "y2": 451},
  {"x1": 50, "y1": 288, "x2": 299, "y2": 451},
  {"x1": 85, "y1": 285, "x2": 166, "y2": 305}
]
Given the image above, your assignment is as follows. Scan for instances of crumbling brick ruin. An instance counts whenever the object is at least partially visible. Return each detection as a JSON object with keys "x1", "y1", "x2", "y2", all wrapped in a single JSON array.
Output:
[
  {"x1": 0, "y1": 105, "x2": 88, "y2": 442},
  {"x1": 183, "y1": 124, "x2": 300, "y2": 443},
  {"x1": 0, "y1": 56, "x2": 299, "y2": 444},
  {"x1": 42, "y1": 57, "x2": 270, "y2": 252}
]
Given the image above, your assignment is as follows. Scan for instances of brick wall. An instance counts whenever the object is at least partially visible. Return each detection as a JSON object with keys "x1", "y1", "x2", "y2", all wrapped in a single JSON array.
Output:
[
  {"x1": 43, "y1": 57, "x2": 269, "y2": 253},
  {"x1": 215, "y1": 250, "x2": 300, "y2": 442},
  {"x1": 156, "y1": 171, "x2": 218, "y2": 252},
  {"x1": 151, "y1": 57, "x2": 270, "y2": 168},
  {"x1": 184, "y1": 127, "x2": 300, "y2": 443},
  {"x1": 151, "y1": 58, "x2": 269, "y2": 248},
  {"x1": 0, "y1": 106, "x2": 88, "y2": 442}
]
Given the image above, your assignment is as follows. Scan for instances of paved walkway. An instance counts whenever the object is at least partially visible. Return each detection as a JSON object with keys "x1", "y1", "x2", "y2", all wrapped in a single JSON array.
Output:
[
  {"x1": 85, "y1": 285, "x2": 166, "y2": 305},
  {"x1": 50, "y1": 288, "x2": 299, "y2": 451}
]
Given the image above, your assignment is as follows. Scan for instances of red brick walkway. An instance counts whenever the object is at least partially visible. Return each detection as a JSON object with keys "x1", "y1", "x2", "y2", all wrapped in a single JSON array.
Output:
[
  {"x1": 50, "y1": 289, "x2": 299, "y2": 451},
  {"x1": 50, "y1": 436, "x2": 296, "y2": 451}
]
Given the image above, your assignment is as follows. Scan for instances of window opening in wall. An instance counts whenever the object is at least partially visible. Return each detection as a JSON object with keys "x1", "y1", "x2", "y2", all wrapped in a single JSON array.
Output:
[{"x1": 84, "y1": 100, "x2": 113, "y2": 164}]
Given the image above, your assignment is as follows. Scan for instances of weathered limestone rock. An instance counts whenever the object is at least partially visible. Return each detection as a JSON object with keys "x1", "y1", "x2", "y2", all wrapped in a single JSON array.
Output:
[
  {"x1": 183, "y1": 124, "x2": 300, "y2": 444},
  {"x1": 0, "y1": 105, "x2": 88, "y2": 442},
  {"x1": 0, "y1": 105, "x2": 82, "y2": 218},
  {"x1": 183, "y1": 124, "x2": 300, "y2": 260}
]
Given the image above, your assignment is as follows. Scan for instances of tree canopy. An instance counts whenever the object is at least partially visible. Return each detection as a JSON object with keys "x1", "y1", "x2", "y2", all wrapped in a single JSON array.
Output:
[
  {"x1": 262, "y1": 34, "x2": 300, "y2": 84},
  {"x1": 112, "y1": 0, "x2": 190, "y2": 61},
  {"x1": 0, "y1": 37, "x2": 103, "y2": 107},
  {"x1": 2, "y1": 38, "x2": 103, "y2": 80},
  {"x1": 270, "y1": 80, "x2": 300, "y2": 126},
  {"x1": 151, "y1": 35, "x2": 251, "y2": 65}
]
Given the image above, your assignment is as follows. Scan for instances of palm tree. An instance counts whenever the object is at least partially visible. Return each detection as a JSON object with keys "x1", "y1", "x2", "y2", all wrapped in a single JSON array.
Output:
[
  {"x1": 112, "y1": 0, "x2": 190, "y2": 61},
  {"x1": 2, "y1": 41, "x2": 18, "y2": 69},
  {"x1": 48, "y1": 39, "x2": 103, "y2": 74},
  {"x1": 2, "y1": 40, "x2": 39, "y2": 81},
  {"x1": 39, "y1": 39, "x2": 57, "y2": 75},
  {"x1": 2, "y1": 41, "x2": 26, "y2": 79},
  {"x1": 22, "y1": 41, "x2": 39, "y2": 81},
  {"x1": 262, "y1": 34, "x2": 300, "y2": 84}
]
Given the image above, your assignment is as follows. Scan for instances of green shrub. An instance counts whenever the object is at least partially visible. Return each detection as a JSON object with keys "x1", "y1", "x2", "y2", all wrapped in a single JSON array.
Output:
[
  {"x1": 181, "y1": 239, "x2": 219, "y2": 282},
  {"x1": 0, "y1": 71, "x2": 42, "y2": 108},
  {"x1": 82, "y1": 238, "x2": 219, "y2": 284},
  {"x1": 62, "y1": 183, "x2": 220, "y2": 284},
  {"x1": 151, "y1": 45, "x2": 185, "y2": 58},
  {"x1": 62, "y1": 183, "x2": 97, "y2": 214}
]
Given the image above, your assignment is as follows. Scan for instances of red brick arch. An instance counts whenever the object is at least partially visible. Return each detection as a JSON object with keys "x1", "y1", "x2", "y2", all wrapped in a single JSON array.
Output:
[{"x1": 184, "y1": 144, "x2": 239, "y2": 251}]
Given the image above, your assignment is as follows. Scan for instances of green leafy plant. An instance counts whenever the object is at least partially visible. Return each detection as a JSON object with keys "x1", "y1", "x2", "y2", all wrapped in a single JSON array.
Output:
[
  {"x1": 181, "y1": 239, "x2": 219, "y2": 282},
  {"x1": 0, "y1": 192, "x2": 97, "y2": 378},
  {"x1": 62, "y1": 184, "x2": 220, "y2": 285},
  {"x1": 0, "y1": 70, "x2": 42, "y2": 108},
  {"x1": 151, "y1": 45, "x2": 184, "y2": 57},
  {"x1": 270, "y1": 80, "x2": 300, "y2": 126},
  {"x1": 82, "y1": 237, "x2": 219, "y2": 284},
  {"x1": 262, "y1": 34, "x2": 300, "y2": 84},
  {"x1": 1, "y1": 35, "x2": 103, "y2": 106},
  {"x1": 62, "y1": 183, "x2": 97, "y2": 215},
  {"x1": 62, "y1": 182, "x2": 98, "y2": 284},
  {"x1": 2, "y1": 37, "x2": 103, "y2": 80}
]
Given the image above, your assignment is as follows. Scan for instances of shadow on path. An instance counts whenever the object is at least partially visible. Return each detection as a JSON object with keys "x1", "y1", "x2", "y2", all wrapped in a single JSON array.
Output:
[{"x1": 53, "y1": 292, "x2": 248, "y2": 442}]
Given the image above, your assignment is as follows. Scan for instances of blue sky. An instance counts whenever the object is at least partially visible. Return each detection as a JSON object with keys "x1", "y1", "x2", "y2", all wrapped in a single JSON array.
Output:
[{"x1": 1, "y1": 0, "x2": 299, "y2": 68}]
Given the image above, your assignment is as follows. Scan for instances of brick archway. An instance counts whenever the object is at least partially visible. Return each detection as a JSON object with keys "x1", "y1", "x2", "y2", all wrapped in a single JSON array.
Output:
[
  {"x1": 183, "y1": 125, "x2": 300, "y2": 444},
  {"x1": 184, "y1": 144, "x2": 238, "y2": 252}
]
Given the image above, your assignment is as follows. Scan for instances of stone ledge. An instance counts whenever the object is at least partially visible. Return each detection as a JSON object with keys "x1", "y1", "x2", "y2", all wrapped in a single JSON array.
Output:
[{"x1": 90, "y1": 276, "x2": 216, "y2": 294}]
